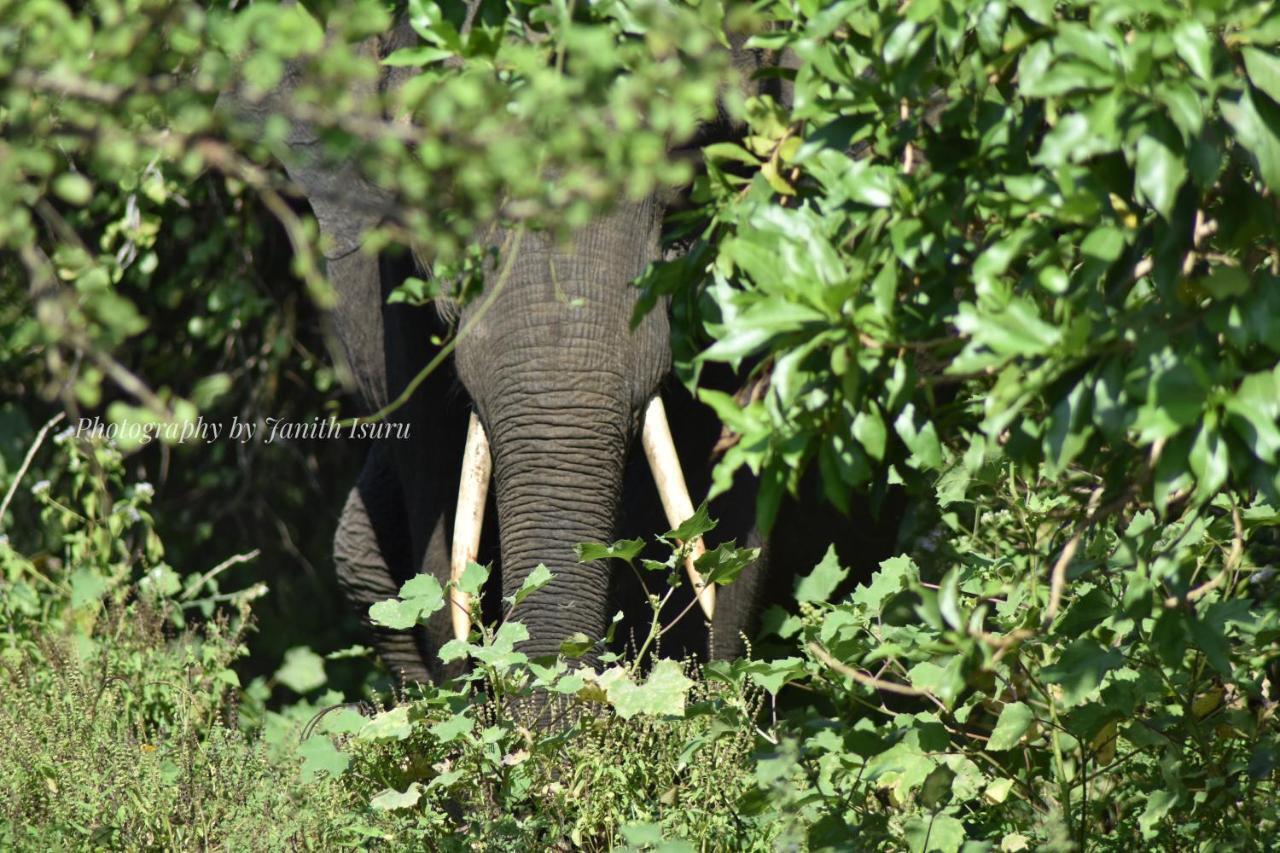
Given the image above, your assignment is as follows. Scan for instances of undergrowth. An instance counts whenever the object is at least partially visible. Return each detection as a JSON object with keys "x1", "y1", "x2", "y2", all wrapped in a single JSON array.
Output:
[{"x1": 4, "y1": 393, "x2": 1280, "y2": 851}]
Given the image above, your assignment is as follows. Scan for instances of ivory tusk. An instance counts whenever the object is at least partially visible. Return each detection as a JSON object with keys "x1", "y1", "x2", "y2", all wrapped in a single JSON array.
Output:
[
  {"x1": 451, "y1": 412, "x2": 492, "y2": 642},
  {"x1": 641, "y1": 396, "x2": 715, "y2": 621}
]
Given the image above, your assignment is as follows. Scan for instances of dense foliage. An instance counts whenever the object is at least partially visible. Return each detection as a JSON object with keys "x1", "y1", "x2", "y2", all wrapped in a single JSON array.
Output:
[{"x1": 4, "y1": 0, "x2": 1280, "y2": 849}]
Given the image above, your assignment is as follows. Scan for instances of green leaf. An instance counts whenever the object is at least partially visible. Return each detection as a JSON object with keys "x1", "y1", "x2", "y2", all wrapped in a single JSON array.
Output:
[
  {"x1": 937, "y1": 569, "x2": 962, "y2": 629},
  {"x1": 1224, "y1": 368, "x2": 1280, "y2": 462},
  {"x1": 894, "y1": 404, "x2": 943, "y2": 470},
  {"x1": 1244, "y1": 47, "x2": 1280, "y2": 104},
  {"x1": 69, "y1": 569, "x2": 108, "y2": 609},
  {"x1": 399, "y1": 573, "x2": 443, "y2": 602},
  {"x1": 665, "y1": 501, "x2": 717, "y2": 544},
  {"x1": 1139, "y1": 789, "x2": 1180, "y2": 840},
  {"x1": 326, "y1": 645, "x2": 373, "y2": 660},
  {"x1": 470, "y1": 621, "x2": 529, "y2": 669},
  {"x1": 52, "y1": 173, "x2": 92, "y2": 206},
  {"x1": 275, "y1": 647, "x2": 326, "y2": 694},
  {"x1": 383, "y1": 46, "x2": 453, "y2": 66},
  {"x1": 759, "y1": 605, "x2": 803, "y2": 639},
  {"x1": 1134, "y1": 352, "x2": 1206, "y2": 442},
  {"x1": 1135, "y1": 131, "x2": 1187, "y2": 220},
  {"x1": 745, "y1": 657, "x2": 804, "y2": 695},
  {"x1": 794, "y1": 545, "x2": 848, "y2": 603},
  {"x1": 388, "y1": 276, "x2": 442, "y2": 306},
  {"x1": 603, "y1": 659, "x2": 695, "y2": 719},
  {"x1": 1200, "y1": 266, "x2": 1250, "y2": 299},
  {"x1": 190, "y1": 374, "x2": 232, "y2": 409},
  {"x1": 1158, "y1": 81, "x2": 1204, "y2": 140},
  {"x1": 703, "y1": 142, "x2": 761, "y2": 165},
  {"x1": 986, "y1": 702, "x2": 1035, "y2": 751},
  {"x1": 437, "y1": 639, "x2": 471, "y2": 663},
  {"x1": 621, "y1": 821, "x2": 665, "y2": 847},
  {"x1": 559, "y1": 632, "x2": 593, "y2": 658},
  {"x1": 1188, "y1": 419, "x2": 1229, "y2": 501},
  {"x1": 1172, "y1": 21, "x2": 1214, "y2": 81},
  {"x1": 429, "y1": 713, "x2": 473, "y2": 743},
  {"x1": 907, "y1": 657, "x2": 966, "y2": 708},
  {"x1": 1189, "y1": 610, "x2": 1233, "y2": 677},
  {"x1": 298, "y1": 735, "x2": 348, "y2": 782},
  {"x1": 841, "y1": 160, "x2": 897, "y2": 208},
  {"x1": 903, "y1": 813, "x2": 965, "y2": 853},
  {"x1": 919, "y1": 763, "x2": 956, "y2": 809},
  {"x1": 1054, "y1": 587, "x2": 1111, "y2": 636},
  {"x1": 1080, "y1": 226, "x2": 1126, "y2": 263},
  {"x1": 696, "y1": 542, "x2": 758, "y2": 586},
  {"x1": 368, "y1": 598, "x2": 423, "y2": 630},
  {"x1": 370, "y1": 573, "x2": 446, "y2": 629},
  {"x1": 1042, "y1": 639, "x2": 1123, "y2": 705},
  {"x1": 510, "y1": 563, "x2": 553, "y2": 607},
  {"x1": 370, "y1": 783, "x2": 424, "y2": 810},
  {"x1": 851, "y1": 555, "x2": 916, "y2": 613},
  {"x1": 954, "y1": 298, "x2": 1062, "y2": 359},
  {"x1": 575, "y1": 538, "x2": 646, "y2": 564},
  {"x1": 458, "y1": 561, "x2": 488, "y2": 596},
  {"x1": 1222, "y1": 86, "x2": 1280, "y2": 192},
  {"x1": 853, "y1": 407, "x2": 888, "y2": 461},
  {"x1": 358, "y1": 706, "x2": 411, "y2": 741},
  {"x1": 1010, "y1": 0, "x2": 1051, "y2": 23},
  {"x1": 318, "y1": 708, "x2": 368, "y2": 735}
]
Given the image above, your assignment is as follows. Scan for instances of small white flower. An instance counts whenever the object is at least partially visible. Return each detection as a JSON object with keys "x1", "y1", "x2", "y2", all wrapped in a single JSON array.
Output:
[
  {"x1": 134, "y1": 482, "x2": 154, "y2": 498},
  {"x1": 127, "y1": 507, "x2": 142, "y2": 523},
  {"x1": 31, "y1": 480, "x2": 51, "y2": 495}
]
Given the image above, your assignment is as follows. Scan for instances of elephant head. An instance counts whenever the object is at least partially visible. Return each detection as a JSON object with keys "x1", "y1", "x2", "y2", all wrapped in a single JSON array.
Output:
[{"x1": 445, "y1": 203, "x2": 715, "y2": 660}]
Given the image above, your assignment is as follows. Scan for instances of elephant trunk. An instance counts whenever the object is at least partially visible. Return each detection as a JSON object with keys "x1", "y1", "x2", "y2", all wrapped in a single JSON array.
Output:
[
  {"x1": 448, "y1": 394, "x2": 715, "y2": 647},
  {"x1": 450, "y1": 199, "x2": 675, "y2": 661},
  {"x1": 486, "y1": 386, "x2": 630, "y2": 661}
]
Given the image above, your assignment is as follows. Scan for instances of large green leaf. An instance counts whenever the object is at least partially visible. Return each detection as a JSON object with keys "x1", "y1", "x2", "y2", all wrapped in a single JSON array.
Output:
[
  {"x1": 274, "y1": 647, "x2": 326, "y2": 694},
  {"x1": 1243, "y1": 47, "x2": 1280, "y2": 104},
  {"x1": 986, "y1": 702, "x2": 1036, "y2": 751},
  {"x1": 1042, "y1": 639, "x2": 1124, "y2": 706},
  {"x1": 1135, "y1": 130, "x2": 1187, "y2": 220},
  {"x1": 794, "y1": 545, "x2": 848, "y2": 603},
  {"x1": 602, "y1": 659, "x2": 695, "y2": 719},
  {"x1": 1222, "y1": 86, "x2": 1280, "y2": 192}
]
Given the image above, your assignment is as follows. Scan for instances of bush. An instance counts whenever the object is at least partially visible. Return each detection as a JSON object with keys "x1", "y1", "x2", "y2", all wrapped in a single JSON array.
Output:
[
  {"x1": 0, "y1": 432, "x2": 365, "y2": 849},
  {"x1": 4, "y1": 0, "x2": 1280, "y2": 849},
  {"x1": 641, "y1": 0, "x2": 1280, "y2": 846}
]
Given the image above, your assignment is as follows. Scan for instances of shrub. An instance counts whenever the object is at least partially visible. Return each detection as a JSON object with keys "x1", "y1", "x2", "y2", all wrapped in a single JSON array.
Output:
[{"x1": 0, "y1": 432, "x2": 365, "y2": 849}]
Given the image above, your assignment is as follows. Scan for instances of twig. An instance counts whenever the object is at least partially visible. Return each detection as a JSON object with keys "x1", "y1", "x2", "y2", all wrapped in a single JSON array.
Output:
[
  {"x1": 25, "y1": 211, "x2": 173, "y2": 418},
  {"x1": 1163, "y1": 506, "x2": 1243, "y2": 608},
  {"x1": 1042, "y1": 533, "x2": 1081, "y2": 628},
  {"x1": 181, "y1": 548, "x2": 261, "y2": 601},
  {"x1": 338, "y1": 224, "x2": 527, "y2": 428},
  {"x1": 808, "y1": 642, "x2": 934, "y2": 698},
  {"x1": 0, "y1": 412, "x2": 66, "y2": 528},
  {"x1": 900, "y1": 99, "x2": 914, "y2": 175},
  {"x1": 1130, "y1": 211, "x2": 1218, "y2": 282},
  {"x1": 1042, "y1": 487, "x2": 1103, "y2": 628},
  {"x1": 179, "y1": 582, "x2": 268, "y2": 609}
]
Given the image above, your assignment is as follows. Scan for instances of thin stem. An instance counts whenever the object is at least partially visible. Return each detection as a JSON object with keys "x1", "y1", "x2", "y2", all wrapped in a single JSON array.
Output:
[
  {"x1": 339, "y1": 225, "x2": 527, "y2": 428},
  {"x1": 0, "y1": 412, "x2": 66, "y2": 528}
]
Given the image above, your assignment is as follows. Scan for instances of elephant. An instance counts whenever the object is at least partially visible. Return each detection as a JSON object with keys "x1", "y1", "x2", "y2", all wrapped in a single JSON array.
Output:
[{"x1": 220, "y1": 11, "x2": 900, "y2": 685}]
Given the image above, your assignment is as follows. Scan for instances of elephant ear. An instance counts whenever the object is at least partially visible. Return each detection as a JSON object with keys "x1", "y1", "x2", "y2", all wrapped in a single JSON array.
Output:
[
  {"x1": 215, "y1": 16, "x2": 407, "y2": 260},
  {"x1": 215, "y1": 12, "x2": 424, "y2": 410}
]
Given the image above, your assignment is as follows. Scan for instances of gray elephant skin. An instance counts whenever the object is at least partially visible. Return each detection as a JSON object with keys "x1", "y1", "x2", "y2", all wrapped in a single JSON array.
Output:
[{"x1": 222, "y1": 17, "x2": 899, "y2": 685}]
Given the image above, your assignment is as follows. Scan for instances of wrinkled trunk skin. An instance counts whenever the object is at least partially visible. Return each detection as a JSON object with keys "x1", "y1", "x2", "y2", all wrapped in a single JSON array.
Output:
[
  {"x1": 489, "y1": 392, "x2": 626, "y2": 660},
  {"x1": 453, "y1": 198, "x2": 669, "y2": 661}
]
